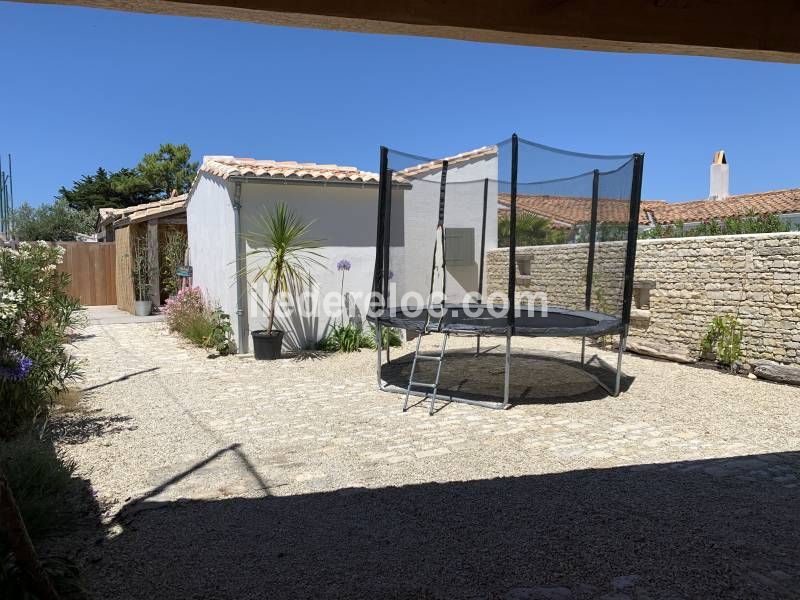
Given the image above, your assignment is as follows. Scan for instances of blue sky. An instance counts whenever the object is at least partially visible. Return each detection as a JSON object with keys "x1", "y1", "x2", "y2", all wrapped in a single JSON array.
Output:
[{"x1": 2, "y1": 1, "x2": 800, "y2": 206}]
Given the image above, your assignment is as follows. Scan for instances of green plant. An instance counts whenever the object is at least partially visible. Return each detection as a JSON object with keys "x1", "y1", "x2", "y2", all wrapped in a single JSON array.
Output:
[
  {"x1": 180, "y1": 312, "x2": 216, "y2": 348},
  {"x1": 0, "y1": 437, "x2": 77, "y2": 540},
  {"x1": 318, "y1": 324, "x2": 375, "y2": 353},
  {"x1": 163, "y1": 287, "x2": 235, "y2": 355},
  {"x1": 131, "y1": 235, "x2": 152, "y2": 302},
  {"x1": 370, "y1": 325, "x2": 402, "y2": 348},
  {"x1": 641, "y1": 212, "x2": 792, "y2": 240},
  {"x1": 0, "y1": 242, "x2": 84, "y2": 439},
  {"x1": 498, "y1": 213, "x2": 567, "y2": 247},
  {"x1": 11, "y1": 199, "x2": 96, "y2": 242},
  {"x1": 0, "y1": 437, "x2": 89, "y2": 599},
  {"x1": 205, "y1": 308, "x2": 236, "y2": 355},
  {"x1": 161, "y1": 229, "x2": 188, "y2": 297},
  {"x1": 58, "y1": 143, "x2": 198, "y2": 211},
  {"x1": 701, "y1": 315, "x2": 743, "y2": 367},
  {"x1": 245, "y1": 203, "x2": 325, "y2": 334}
]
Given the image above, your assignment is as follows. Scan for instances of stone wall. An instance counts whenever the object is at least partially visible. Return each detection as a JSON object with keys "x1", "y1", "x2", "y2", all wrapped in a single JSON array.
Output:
[{"x1": 486, "y1": 231, "x2": 800, "y2": 364}]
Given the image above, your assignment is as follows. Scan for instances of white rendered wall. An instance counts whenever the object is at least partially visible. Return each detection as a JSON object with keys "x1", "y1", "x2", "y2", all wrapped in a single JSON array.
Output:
[
  {"x1": 239, "y1": 182, "x2": 398, "y2": 351},
  {"x1": 398, "y1": 155, "x2": 499, "y2": 306},
  {"x1": 186, "y1": 174, "x2": 239, "y2": 346}
]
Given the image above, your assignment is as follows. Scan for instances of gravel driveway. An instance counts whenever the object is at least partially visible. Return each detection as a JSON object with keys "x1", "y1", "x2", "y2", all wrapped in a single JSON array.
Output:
[{"x1": 58, "y1": 318, "x2": 800, "y2": 599}]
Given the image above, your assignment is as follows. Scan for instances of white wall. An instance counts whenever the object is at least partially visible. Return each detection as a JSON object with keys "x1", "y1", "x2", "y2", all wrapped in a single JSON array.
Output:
[
  {"x1": 186, "y1": 174, "x2": 239, "y2": 345},
  {"x1": 397, "y1": 155, "x2": 499, "y2": 305},
  {"x1": 239, "y1": 181, "x2": 393, "y2": 351}
]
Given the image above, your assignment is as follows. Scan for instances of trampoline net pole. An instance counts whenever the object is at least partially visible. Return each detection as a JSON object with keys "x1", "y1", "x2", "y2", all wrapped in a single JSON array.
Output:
[
  {"x1": 507, "y1": 133, "x2": 518, "y2": 334},
  {"x1": 372, "y1": 147, "x2": 389, "y2": 305},
  {"x1": 503, "y1": 330, "x2": 512, "y2": 408},
  {"x1": 375, "y1": 323, "x2": 383, "y2": 389},
  {"x1": 425, "y1": 160, "x2": 449, "y2": 327},
  {"x1": 478, "y1": 177, "x2": 489, "y2": 302},
  {"x1": 621, "y1": 154, "x2": 645, "y2": 329},
  {"x1": 584, "y1": 169, "x2": 600, "y2": 311},
  {"x1": 382, "y1": 169, "x2": 393, "y2": 302}
]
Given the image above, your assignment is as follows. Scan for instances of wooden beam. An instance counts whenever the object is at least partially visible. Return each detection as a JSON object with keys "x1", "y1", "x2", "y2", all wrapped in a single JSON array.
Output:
[
  {"x1": 147, "y1": 219, "x2": 160, "y2": 308},
  {"x1": 17, "y1": 0, "x2": 800, "y2": 63}
]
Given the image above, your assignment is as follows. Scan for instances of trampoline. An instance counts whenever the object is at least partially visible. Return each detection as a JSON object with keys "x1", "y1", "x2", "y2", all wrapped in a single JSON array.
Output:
[
  {"x1": 373, "y1": 305, "x2": 621, "y2": 338},
  {"x1": 368, "y1": 134, "x2": 644, "y2": 414}
]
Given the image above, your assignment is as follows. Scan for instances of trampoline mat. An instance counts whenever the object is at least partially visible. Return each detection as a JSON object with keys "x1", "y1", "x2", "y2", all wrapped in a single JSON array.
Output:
[{"x1": 368, "y1": 304, "x2": 621, "y2": 337}]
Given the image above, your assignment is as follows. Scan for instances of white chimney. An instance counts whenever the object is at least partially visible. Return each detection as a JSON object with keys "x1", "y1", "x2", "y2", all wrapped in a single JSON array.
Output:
[{"x1": 709, "y1": 150, "x2": 729, "y2": 200}]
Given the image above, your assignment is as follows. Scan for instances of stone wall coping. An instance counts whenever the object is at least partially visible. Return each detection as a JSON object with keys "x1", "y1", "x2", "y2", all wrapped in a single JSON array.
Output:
[{"x1": 488, "y1": 230, "x2": 800, "y2": 254}]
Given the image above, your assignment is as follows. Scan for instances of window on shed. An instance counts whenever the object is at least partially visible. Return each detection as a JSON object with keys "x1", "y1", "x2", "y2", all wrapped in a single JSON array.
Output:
[{"x1": 444, "y1": 227, "x2": 475, "y2": 266}]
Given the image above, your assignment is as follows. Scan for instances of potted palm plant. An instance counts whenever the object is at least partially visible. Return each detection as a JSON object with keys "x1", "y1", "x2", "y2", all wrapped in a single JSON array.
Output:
[
  {"x1": 132, "y1": 235, "x2": 153, "y2": 316},
  {"x1": 245, "y1": 203, "x2": 324, "y2": 360}
]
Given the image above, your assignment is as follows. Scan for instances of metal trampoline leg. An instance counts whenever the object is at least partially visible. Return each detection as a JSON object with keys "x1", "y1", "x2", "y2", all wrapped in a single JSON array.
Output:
[
  {"x1": 375, "y1": 323, "x2": 383, "y2": 390},
  {"x1": 475, "y1": 334, "x2": 481, "y2": 357},
  {"x1": 502, "y1": 331, "x2": 512, "y2": 408},
  {"x1": 580, "y1": 337, "x2": 586, "y2": 365},
  {"x1": 614, "y1": 332, "x2": 627, "y2": 396}
]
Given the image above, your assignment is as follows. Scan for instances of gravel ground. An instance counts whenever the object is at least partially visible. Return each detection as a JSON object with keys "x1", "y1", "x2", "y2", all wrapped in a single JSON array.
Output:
[{"x1": 55, "y1": 318, "x2": 800, "y2": 599}]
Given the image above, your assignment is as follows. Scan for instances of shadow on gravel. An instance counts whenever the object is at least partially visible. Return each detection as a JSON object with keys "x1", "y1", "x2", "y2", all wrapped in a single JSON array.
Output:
[
  {"x1": 81, "y1": 367, "x2": 160, "y2": 393},
  {"x1": 49, "y1": 411, "x2": 136, "y2": 445},
  {"x1": 87, "y1": 451, "x2": 800, "y2": 600},
  {"x1": 382, "y1": 348, "x2": 633, "y2": 406}
]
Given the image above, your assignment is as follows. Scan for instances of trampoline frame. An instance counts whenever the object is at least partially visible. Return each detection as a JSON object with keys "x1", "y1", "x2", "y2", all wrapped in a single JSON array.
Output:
[{"x1": 371, "y1": 134, "x2": 645, "y2": 411}]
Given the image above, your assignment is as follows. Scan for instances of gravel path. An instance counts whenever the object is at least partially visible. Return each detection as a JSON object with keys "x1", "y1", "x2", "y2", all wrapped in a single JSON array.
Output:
[{"x1": 57, "y1": 320, "x2": 800, "y2": 599}]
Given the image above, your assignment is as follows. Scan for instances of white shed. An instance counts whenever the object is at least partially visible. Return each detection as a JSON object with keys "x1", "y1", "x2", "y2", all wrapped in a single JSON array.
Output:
[{"x1": 186, "y1": 151, "x2": 497, "y2": 353}]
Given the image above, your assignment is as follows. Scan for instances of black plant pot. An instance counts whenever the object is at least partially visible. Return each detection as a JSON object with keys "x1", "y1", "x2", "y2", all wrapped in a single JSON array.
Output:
[{"x1": 252, "y1": 330, "x2": 284, "y2": 360}]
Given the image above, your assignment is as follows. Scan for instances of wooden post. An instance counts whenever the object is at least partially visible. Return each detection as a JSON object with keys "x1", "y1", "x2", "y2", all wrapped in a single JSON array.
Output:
[{"x1": 147, "y1": 219, "x2": 160, "y2": 308}]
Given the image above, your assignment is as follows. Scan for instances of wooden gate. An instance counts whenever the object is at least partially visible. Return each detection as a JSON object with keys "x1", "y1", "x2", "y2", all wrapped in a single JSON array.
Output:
[{"x1": 56, "y1": 242, "x2": 117, "y2": 306}]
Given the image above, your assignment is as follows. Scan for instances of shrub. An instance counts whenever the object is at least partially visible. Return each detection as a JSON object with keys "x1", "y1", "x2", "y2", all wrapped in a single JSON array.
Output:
[
  {"x1": 12, "y1": 199, "x2": 96, "y2": 242},
  {"x1": 163, "y1": 287, "x2": 235, "y2": 355},
  {"x1": 701, "y1": 315, "x2": 743, "y2": 368},
  {"x1": 0, "y1": 436, "x2": 88, "y2": 599},
  {"x1": 164, "y1": 286, "x2": 205, "y2": 331},
  {"x1": 0, "y1": 436, "x2": 78, "y2": 539},
  {"x1": 318, "y1": 324, "x2": 375, "y2": 353},
  {"x1": 370, "y1": 325, "x2": 402, "y2": 348},
  {"x1": 640, "y1": 211, "x2": 793, "y2": 240},
  {"x1": 0, "y1": 242, "x2": 83, "y2": 439},
  {"x1": 498, "y1": 213, "x2": 566, "y2": 247}
]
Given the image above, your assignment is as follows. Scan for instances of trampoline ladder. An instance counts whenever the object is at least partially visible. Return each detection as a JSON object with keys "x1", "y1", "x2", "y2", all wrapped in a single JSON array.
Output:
[{"x1": 403, "y1": 332, "x2": 449, "y2": 416}]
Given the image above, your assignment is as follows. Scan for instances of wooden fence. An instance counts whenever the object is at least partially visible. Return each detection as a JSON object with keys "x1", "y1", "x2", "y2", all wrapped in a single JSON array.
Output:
[{"x1": 56, "y1": 242, "x2": 117, "y2": 306}]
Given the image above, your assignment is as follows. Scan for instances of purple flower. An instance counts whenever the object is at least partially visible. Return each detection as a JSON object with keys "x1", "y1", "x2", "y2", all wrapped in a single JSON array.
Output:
[
  {"x1": 388, "y1": 270, "x2": 394, "y2": 280},
  {"x1": 0, "y1": 350, "x2": 33, "y2": 382},
  {"x1": 337, "y1": 259, "x2": 351, "y2": 272}
]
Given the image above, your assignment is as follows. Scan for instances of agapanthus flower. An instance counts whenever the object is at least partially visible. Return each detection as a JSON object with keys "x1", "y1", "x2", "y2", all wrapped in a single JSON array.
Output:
[
  {"x1": 388, "y1": 271, "x2": 394, "y2": 280},
  {"x1": 0, "y1": 350, "x2": 33, "y2": 382},
  {"x1": 337, "y1": 259, "x2": 351, "y2": 272}
]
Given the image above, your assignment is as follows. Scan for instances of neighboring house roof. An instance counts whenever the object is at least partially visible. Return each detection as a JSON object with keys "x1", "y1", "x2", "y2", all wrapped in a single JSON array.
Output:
[
  {"x1": 98, "y1": 194, "x2": 188, "y2": 230},
  {"x1": 497, "y1": 193, "x2": 659, "y2": 227},
  {"x1": 119, "y1": 194, "x2": 188, "y2": 227},
  {"x1": 645, "y1": 188, "x2": 800, "y2": 224},
  {"x1": 498, "y1": 188, "x2": 800, "y2": 228},
  {"x1": 398, "y1": 146, "x2": 497, "y2": 178},
  {"x1": 199, "y1": 156, "x2": 382, "y2": 184}
]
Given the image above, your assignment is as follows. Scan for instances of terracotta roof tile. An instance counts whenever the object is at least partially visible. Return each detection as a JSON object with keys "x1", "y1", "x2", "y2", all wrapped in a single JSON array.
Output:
[
  {"x1": 498, "y1": 188, "x2": 800, "y2": 228},
  {"x1": 108, "y1": 194, "x2": 188, "y2": 229},
  {"x1": 647, "y1": 188, "x2": 800, "y2": 224},
  {"x1": 398, "y1": 146, "x2": 497, "y2": 177},
  {"x1": 498, "y1": 193, "x2": 658, "y2": 226},
  {"x1": 125, "y1": 194, "x2": 187, "y2": 225},
  {"x1": 98, "y1": 194, "x2": 188, "y2": 229},
  {"x1": 200, "y1": 156, "x2": 381, "y2": 184}
]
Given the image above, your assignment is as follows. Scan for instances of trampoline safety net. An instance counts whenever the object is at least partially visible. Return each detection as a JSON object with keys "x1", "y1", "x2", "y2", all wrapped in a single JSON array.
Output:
[{"x1": 370, "y1": 134, "x2": 644, "y2": 337}]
